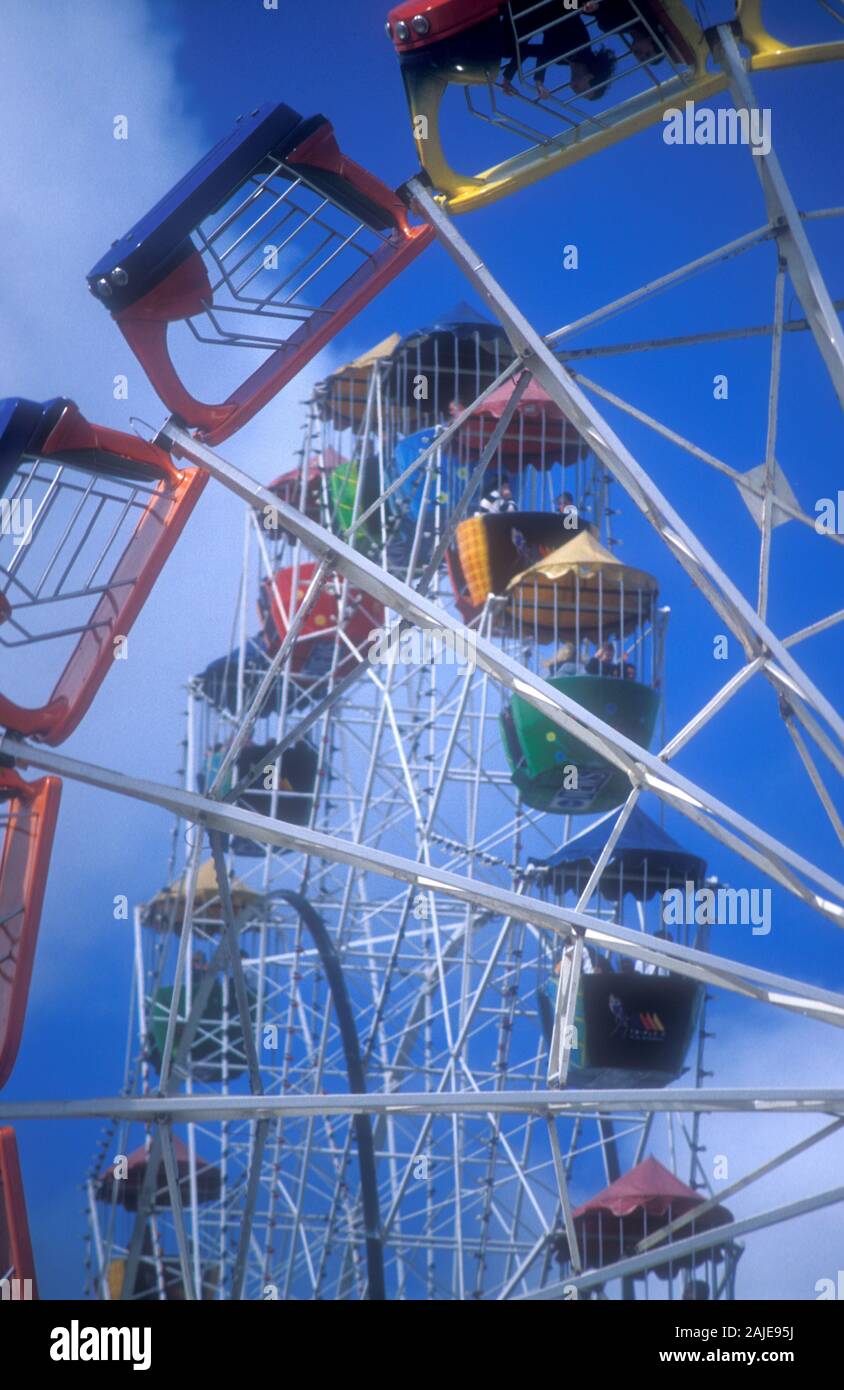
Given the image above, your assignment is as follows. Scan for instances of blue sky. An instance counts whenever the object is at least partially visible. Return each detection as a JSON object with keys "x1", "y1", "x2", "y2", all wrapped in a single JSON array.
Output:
[{"x1": 2, "y1": 0, "x2": 843, "y2": 1298}]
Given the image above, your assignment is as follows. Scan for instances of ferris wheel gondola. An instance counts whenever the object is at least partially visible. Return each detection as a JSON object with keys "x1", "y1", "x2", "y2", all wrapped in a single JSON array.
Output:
[
  {"x1": 0, "y1": 397, "x2": 205, "y2": 745},
  {"x1": 87, "y1": 103, "x2": 434, "y2": 445},
  {"x1": 385, "y1": 0, "x2": 844, "y2": 213}
]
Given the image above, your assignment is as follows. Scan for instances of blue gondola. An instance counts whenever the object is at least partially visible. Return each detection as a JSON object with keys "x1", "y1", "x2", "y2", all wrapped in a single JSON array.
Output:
[{"x1": 533, "y1": 809, "x2": 709, "y2": 1088}]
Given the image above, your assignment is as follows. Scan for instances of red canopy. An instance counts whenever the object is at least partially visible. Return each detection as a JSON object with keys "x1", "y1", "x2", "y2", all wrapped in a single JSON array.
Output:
[
  {"x1": 471, "y1": 377, "x2": 569, "y2": 422},
  {"x1": 573, "y1": 1156, "x2": 717, "y2": 1222},
  {"x1": 458, "y1": 376, "x2": 586, "y2": 468},
  {"x1": 566, "y1": 1157, "x2": 733, "y2": 1278},
  {"x1": 97, "y1": 1138, "x2": 221, "y2": 1211}
]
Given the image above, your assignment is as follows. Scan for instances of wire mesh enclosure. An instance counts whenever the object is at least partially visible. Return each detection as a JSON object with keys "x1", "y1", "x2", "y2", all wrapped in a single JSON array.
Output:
[
  {"x1": 389, "y1": 0, "x2": 713, "y2": 211},
  {"x1": 87, "y1": 102, "x2": 433, "y2": 445},
  {"x1": 0, "y1": 398, "x2": 206, "y2": 744},
  {"x1": 0, "y1": 769, "x2": 61, "y2": 1091}
]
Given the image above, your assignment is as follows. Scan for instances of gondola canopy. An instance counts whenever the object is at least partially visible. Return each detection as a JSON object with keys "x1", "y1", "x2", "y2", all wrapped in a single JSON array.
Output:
[
  {"x1": 195, "y1": 640, "x2": 272, "y2": 716},
  {"x1": 142, "y1": 859, "x2": 264, "y2": 929},
  {"x1": 529, "y1": 807, "x2": 707, "y2": 900},
  {"x1": 565, "y1": 1156, "x2": 733, "y2": 1277},
  {"x1": 459, "y1": 375, "x2": 587, "y2": 469},
  {"x1": 315, "y1": 334, "x2": 402, "y2": 428},
  {"x1": 506, "y1": 529, "x2": 659, "y2": 638}
]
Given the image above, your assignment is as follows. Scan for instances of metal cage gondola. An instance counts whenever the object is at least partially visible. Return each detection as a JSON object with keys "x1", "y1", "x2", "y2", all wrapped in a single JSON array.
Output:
[
  {"x1": 0, "y1": 398, "x2": 205, "y2": 745},
  {"x1": 88, "y1": 102, "x2": 433, "y2": 444}
]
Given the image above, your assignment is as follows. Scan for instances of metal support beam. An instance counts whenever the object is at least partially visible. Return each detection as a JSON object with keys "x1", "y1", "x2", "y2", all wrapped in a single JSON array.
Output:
[
  {"x1": 5, "y1": 735, "x2": 844, "y2": 1027},
  {"x1": 716, "y1": 25, "x2": 844, "y2": 412},
  {"x1": 3, "y1": 1087, "x2": 844, "y2": 1123},
  {"x1": 406, "y1": 178, "x2": 844, "y2": 758},
  {"x1": 53, "y1": 410, "x2": 844, "y2": 930},
  {"x1": 637, "y1": 1117, "x2": 844, "y2": 1253}
]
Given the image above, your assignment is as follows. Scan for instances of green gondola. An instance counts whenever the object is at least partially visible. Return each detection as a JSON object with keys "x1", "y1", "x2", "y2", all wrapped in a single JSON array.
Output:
[
  {"x1": 502, "y1": 674, "x2": 661, "y2": 813},
  {"x1": 148, "y1": 971, "x2": 256, "y2": 1083},
  {"x1": 500, "y1": 531, "x2": 663, "y2": 813}
]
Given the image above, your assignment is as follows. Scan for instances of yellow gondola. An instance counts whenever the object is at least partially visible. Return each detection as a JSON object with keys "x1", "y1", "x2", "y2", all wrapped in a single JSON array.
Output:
[
  {"x1": 386, "y1": 1, "x2": 844, "y2": 214},
  {"x1": 453, "y1": 509, "x2": 587, "y2": 612},
  {"x1": 141, "y1": 860, "x2": 264, "y2": 930},
  {"x1": 504, "y1": 527, "x2": 659, "y2": 637}
]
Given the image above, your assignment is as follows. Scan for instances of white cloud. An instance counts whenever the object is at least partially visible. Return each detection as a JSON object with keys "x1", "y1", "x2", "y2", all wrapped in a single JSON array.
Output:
[
  {"x1": 0, "y1": 0, "x2": 202, "y2": 409},
  {"x1": 0, "y1": 1, "x2": 350, "y2": 996}
]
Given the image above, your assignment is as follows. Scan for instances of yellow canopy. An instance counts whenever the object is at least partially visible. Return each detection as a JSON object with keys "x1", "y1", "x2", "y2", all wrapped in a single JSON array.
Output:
[
  {"x1": 316, "y1": 334, "x2": 401, "y2": 427},
  {"x1": 506, "y1": 531, "x2": 658, "y2": 637},
  {"x1": 335, "y1": 334, "x2": 402, "y2": 375},
  {"x1": 143, "y1": 859, "x2": 264, "y2": 928}
]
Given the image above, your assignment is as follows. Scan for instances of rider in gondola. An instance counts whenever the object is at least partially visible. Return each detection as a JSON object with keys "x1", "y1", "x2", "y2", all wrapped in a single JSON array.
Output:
[
  {"x1": 502, "y1": 2, "x2": 617, "y2": 99},
  {"x1": 584, "y1": 0, "x2": 668, "y2": 64}
]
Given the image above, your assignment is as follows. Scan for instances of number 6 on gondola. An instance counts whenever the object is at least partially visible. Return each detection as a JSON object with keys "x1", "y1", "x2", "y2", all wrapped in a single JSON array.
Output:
[{"x1": 87, "y1": 102, "x2": 434, "y2": 445}]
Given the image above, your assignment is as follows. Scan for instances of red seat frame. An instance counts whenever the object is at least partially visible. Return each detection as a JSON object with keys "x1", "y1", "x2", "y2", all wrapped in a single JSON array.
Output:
[
  {"x1": 0, "y1": 770, "x2": 61, "y2": 1090},
  {"x1": 0, "y1": 403, "x2": 206, "y2": 745},
  {"x1": 0, "y1": 1128, "x2": 38, "y2": 1296}
]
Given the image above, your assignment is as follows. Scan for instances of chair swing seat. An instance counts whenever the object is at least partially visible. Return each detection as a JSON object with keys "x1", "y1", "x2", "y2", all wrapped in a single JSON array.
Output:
[
  {"x1": 0, "y1": 397, "x2": 205, "y2": 745},
  {"x1": 88, "y1": 102, "x2": 433, "y2": 444}
]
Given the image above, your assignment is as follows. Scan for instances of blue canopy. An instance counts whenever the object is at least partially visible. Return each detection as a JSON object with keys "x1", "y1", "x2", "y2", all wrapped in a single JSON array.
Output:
[
  {"x1": 397, "y1": 300, "x2": 509, "y2": 353},
  {"x1": 529, "y1": 807, "x2": 706, "y2": 900},
  {"x1": 426, "y1": 300, "x2": 496, "y2": 330},
  {"x1": 195, "y1": 638, "x2": 273, "y2": 714}
]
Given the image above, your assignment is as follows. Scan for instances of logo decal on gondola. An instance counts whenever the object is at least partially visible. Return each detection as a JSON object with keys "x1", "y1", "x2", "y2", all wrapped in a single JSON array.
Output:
[
  {"x1": 547, "y1": 768, "x2": 611, "y2": 812},
  {"x1": 608, "y1": 994, "x2": 666, "y2": 1044}
]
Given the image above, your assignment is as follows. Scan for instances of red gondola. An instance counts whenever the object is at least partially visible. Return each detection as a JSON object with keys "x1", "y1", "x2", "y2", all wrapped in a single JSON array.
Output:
[
  {"x1": 260, "y1": 564, "x2": 384, "y2": 683},
  {"x1": 0, "y1": 769, "x2": 61, "y2": 1090},
  {"x1": 557, "y1": 1156, "x2": 734, "y2": 1282},
  {"x1": 0, "y1": 398, "x2": 206, "y2": 745},
  {"x1": 88, "y1": 103, "x2": 433, "y2": 445}
]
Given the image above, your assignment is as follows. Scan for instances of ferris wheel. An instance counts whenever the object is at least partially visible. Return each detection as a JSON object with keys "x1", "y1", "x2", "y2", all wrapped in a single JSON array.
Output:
[{"x1": 1, "y1": 0, "x2": 843, "y2": 1303}]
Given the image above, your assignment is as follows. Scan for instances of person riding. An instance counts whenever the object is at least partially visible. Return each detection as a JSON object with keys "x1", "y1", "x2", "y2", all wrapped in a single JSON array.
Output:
[
  {"x1": 477, "y1": 479, "x2": 518, "y2": 514},
  {"x1": 584, "y1": 0, "x2": 666, "y2": 65},
  {"x1": 586, "y1": 641, "x2": 619, "y2": 677},
  {"x1": 543, "y1": 639, "x2": 583, "y2": 677},
  {"x1": 502, "y1": 2, "x2": 617, "y2": 100}
]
